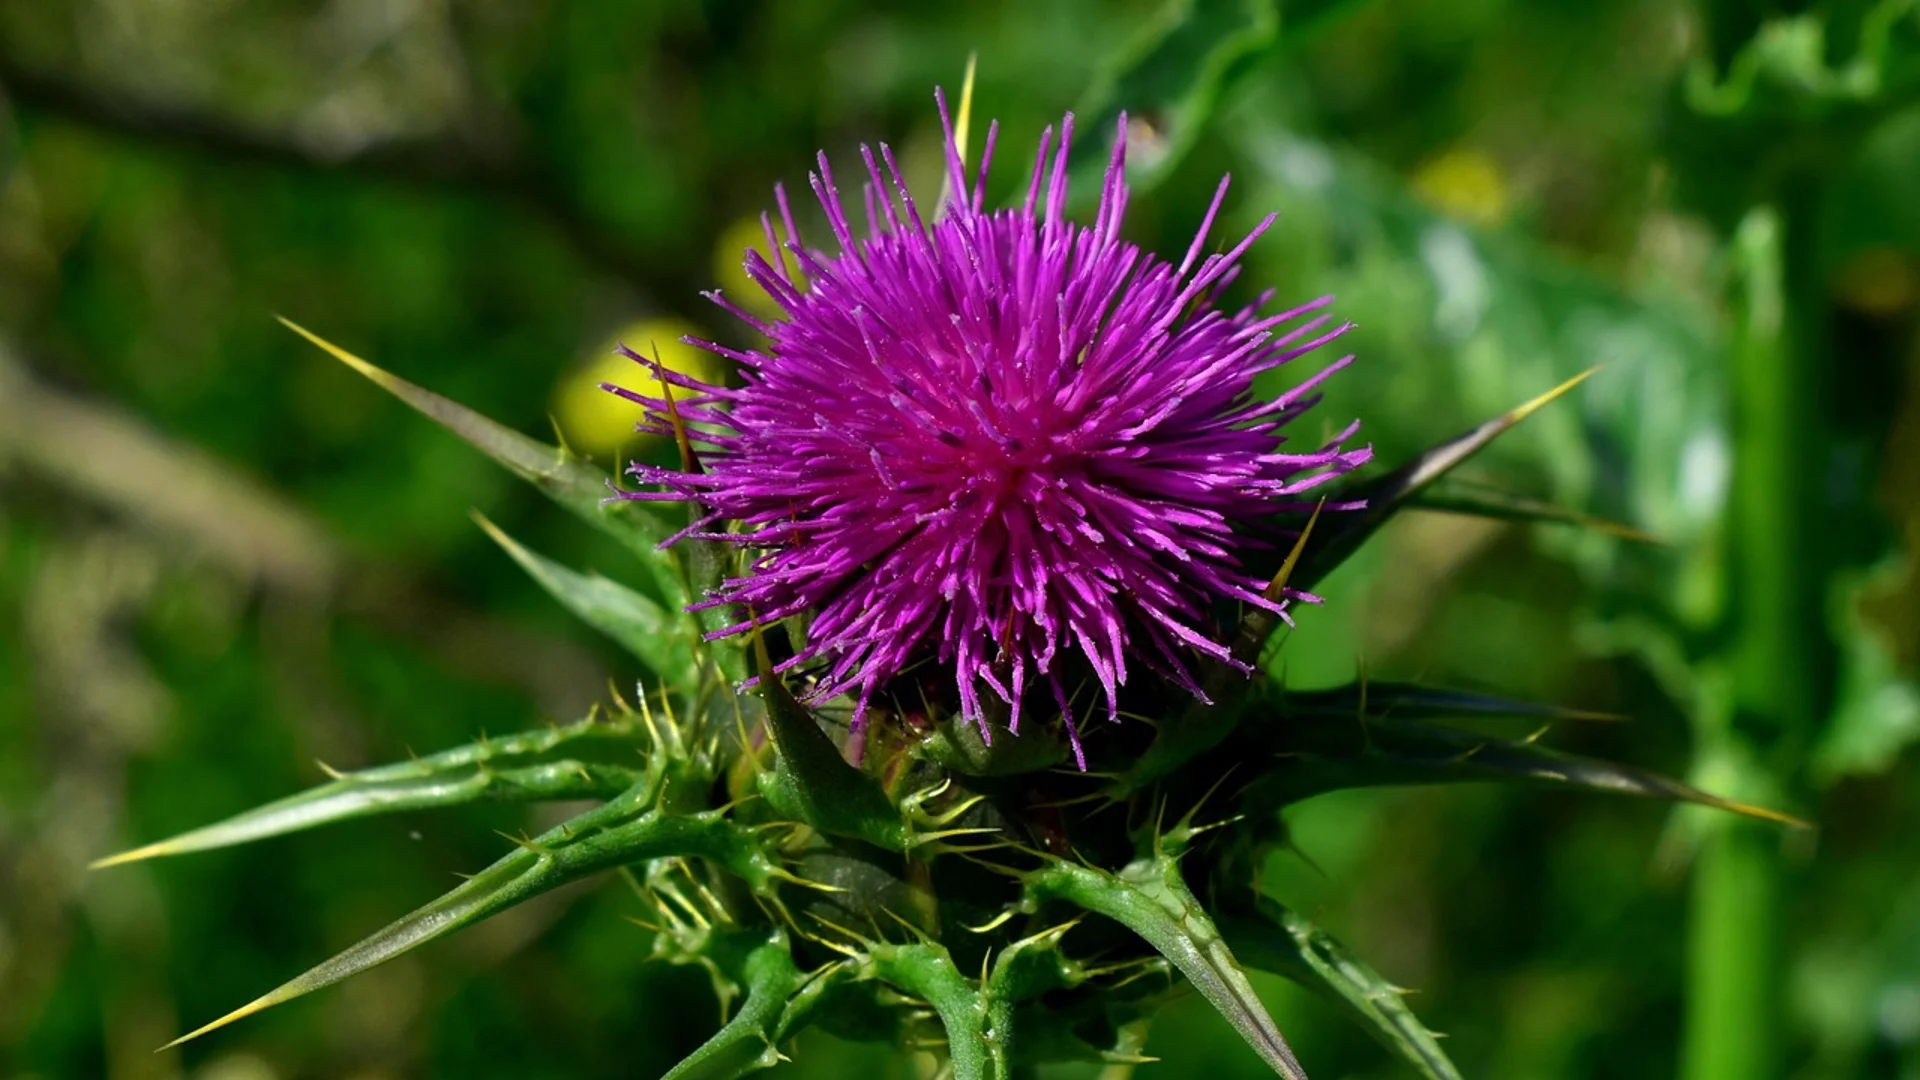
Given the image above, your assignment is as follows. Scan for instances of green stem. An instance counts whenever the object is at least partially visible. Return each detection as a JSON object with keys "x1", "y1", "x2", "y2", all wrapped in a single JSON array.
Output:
[
  {"x1": 869, "y1": 943, "x2": 1004, "y2": 1080},
  {"x1": 1684, "y1": 185, "x2": 1824, "y2": 1080}
]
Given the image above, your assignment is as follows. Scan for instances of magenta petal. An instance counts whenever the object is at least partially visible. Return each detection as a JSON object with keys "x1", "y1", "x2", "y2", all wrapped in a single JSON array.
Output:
[{"x1": 608, "y1": 90, "x2": 1372, "y2": 746}]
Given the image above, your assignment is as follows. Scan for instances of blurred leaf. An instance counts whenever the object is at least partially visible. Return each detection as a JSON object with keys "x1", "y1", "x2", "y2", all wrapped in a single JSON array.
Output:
[
  {"x1": 1687, "y1": 0, "x2": 1920, "y2": 117},
  {"x1": 1026, "y1": 853, "x2": 1309, "y2": 1079},
  {"x1": 165, "y1": 779, "x2": 781, "y2": 1047},
  {"x1": 1233, "y1": 121, "x2": 1732, "y2": 671},
  {"x1": 1240, "y1": 707, "x2": 1804, "y2": 825},
  {"x1": 1815, "y1": 560, "x2": 1920, "y2": 782},
  {"x1": 1071, "y1": 0, "x2": 1279, "y2": 197},
  {"x1": 1226, "y1": 897, "x2": 1461, "y2": 1080},
  {"x1": 475, "y1": 513, "x2": 701, "y2": 690},
  {"x1": 93, "y1": 715, "x2": 643, "y2": 867},
  {"x1": 279, "y1": 318, "x2": 687, "y2": 607}
]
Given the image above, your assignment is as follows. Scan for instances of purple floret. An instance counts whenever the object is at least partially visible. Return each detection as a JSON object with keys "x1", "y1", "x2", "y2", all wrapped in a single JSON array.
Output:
[{"x1": 608, "y1": 90, "x2": 1370, "y2": 766}]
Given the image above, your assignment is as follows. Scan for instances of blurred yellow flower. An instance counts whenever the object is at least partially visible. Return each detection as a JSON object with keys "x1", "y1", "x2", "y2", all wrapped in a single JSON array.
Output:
[
  {"x1": 1834, "y1": 247, "x2": 1919, "y2": 316},
  {"x1": 551, "y1": 317, "x2": 720, "y2": 458},
  {"x1": 711, "y1": 215, "x2": 796, "y2": 321},
  {"x1": 1411, "y1": 148, "x2": 1510, "y2": 228}
]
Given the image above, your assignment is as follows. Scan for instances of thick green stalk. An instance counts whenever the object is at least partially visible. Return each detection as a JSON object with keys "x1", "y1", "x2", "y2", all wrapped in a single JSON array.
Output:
[{"x1": 1683, "y1": 191, "x2": 1823, "y2": 1080}]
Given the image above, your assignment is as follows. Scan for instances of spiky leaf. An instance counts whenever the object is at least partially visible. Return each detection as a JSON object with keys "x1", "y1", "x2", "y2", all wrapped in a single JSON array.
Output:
[
  {"x1": 686, "y1": 534, "x2": 749, "y2": 684},
  {"x1": 1226, "y1": 897, "x2": 1461, "y2": 1080},
  {"x1": 1241, "y1": 706, "x2": 1803, "y2": 824},
  {"x1": 278, "y1": 317, "x2": 686, "y2": 606},
  {"x1": 476, "y1": 513, "x2": 701, "y2": 689},
  {"x1": 1025, "y1": 853, "x2": 1310, "y2": 1079},
  {"x1": 1409, "y1": 480, "x2": 1657, "y2": 543},
  {"x1": 1292, "y1": 369, "x2": 1596, "y2": 593},
  {"x1": 1279, "y1": 680, "x2": 1621, "y2": 724},
  {"x1": 94, "y1": 715, "x2": 642, "y2": 867},
  {"x1": 164, "y1": 778, "x2": 781, "y2": 1047}
]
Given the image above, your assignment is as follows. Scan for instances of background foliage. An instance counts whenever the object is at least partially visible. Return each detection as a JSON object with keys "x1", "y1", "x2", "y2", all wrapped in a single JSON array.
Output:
[{"x1": 1, "y1": 1, "x2": 1917, "y2": 1078}]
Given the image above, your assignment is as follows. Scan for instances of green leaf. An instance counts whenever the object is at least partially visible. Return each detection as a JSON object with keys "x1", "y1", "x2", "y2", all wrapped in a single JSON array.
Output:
[
  {"x1": 1293, "y1": 369, "x2": 1597, "y2": 594},
  {"x1": 93, "y1": 714, "x2": 643, "y2": 867},
  {"x1": 1815, "y1": 560, "x2": 1920, "y2": 782},
  {"x1": 751, "y1": 630, "x2": 909, "y2": 851},
  {"x1": 1225, "y1": 897, "x2": 1460, "y2": 1080},
  {"x1": 475, "y1": 513, "x2": 702, "y2": 690},
  {"x1": 1071, "y1": 0, "x2": 1279, "y2": 198},
  {"x1": 663, "y1": 936, "x2": 806, "y2": 1080},
  {"x1": 163, "y1": 778, "x2": 782, "y2": 1048},
  {"x1": 1026, "y1": 853, "x2": 1310, "y2": 1079},
  {"x1": 278, "y1": 317, "x2": 686, "y2": 607},
  {"x1": 1240, "y1": 708, "x2": 1804, "y2": 825}
]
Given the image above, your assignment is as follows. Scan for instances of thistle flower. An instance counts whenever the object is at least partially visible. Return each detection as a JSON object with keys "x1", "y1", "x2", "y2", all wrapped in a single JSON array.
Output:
[
  {"x1": 611, "y1": 91, "x2": 1370, "y2": 763},
  {"x1": 132, "y1": 72, "x2": 1791, "y2": 1080}
]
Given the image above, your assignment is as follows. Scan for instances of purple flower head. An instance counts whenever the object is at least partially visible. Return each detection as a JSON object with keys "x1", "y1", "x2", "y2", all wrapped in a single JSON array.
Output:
[{"x1": 610, "y1": 91, "x2": 1370, "y2": 766}]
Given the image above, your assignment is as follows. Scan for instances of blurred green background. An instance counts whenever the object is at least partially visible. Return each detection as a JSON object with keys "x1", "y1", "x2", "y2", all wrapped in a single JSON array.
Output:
[{"x1": 2, "y1": 1, "x2": 1917, "y2": 1077}]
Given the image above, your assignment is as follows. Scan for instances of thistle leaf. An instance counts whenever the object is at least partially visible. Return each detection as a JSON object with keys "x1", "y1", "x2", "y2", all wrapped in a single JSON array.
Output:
[
  {"x1": 93, "y1": 715, "x2": 642, "y2": 868},
  {"x1": 1243, "y1": 709, "x2": 1805, "y2": 825},
  {"x1": 663, "y1": 936, "x2": 806, "y2": 1080},
  {"x1": 1225, "y1": 897, "x2": 1461, "y2": 1080},
  {"x1": 278, "y1": 317, "x2": 686, "y2": 606},
  {"x1": 162, "y1": 780, "x2": 780, "y2": 1048},
  {"x1": 475, "y1": 513, "x2": 701, "y2": 689},
  {"x1": 1293, "y1": 368, "x2": 1596, "y2": 592},
  {"x1": 1026, "y1": 854, "x2": 1310, "y2": 1079},
  {"x1": 751, "y1": 629, "x2": 909, "y2": 851}
]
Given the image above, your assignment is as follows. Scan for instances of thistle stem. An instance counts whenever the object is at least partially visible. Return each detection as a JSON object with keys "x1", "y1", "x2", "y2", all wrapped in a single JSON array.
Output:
[{"x1": 1683, "y1": 183, "x2": 1825, "y2": 1080}]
